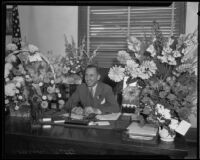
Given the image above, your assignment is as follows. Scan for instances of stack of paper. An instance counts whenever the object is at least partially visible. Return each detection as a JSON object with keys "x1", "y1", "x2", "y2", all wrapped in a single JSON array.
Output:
[
  {"x1": 96, "y1": 113, "x2": 121, "y2": 121},
  {"x1": 61, "y1": 113, "x2": 84, "y2": 120},
  {"x1": 126, "y1": 122, "x2": 158, "y2": 140}
]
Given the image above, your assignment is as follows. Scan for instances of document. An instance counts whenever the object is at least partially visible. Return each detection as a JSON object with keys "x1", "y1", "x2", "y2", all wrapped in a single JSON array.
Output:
[
  {"x1": 96, "y1": 113, "x2": 121, "y2": 121},
  {"x1": 88, "y1": 121, "x2": 110, "y2": 126},
  {"x1": 61, "y1": 113, "x2": 84, "y2": 120}
]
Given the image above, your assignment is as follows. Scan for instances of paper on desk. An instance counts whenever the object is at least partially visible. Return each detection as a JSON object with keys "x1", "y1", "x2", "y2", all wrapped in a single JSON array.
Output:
[
  {"x1": 88, "y1": 121, "x2": 110, "y2": 126},
  {"x1": 129, "y1": 134, "x2": 154, "y2": 140},
  {"x1": 61, "y1": 113, "x2": 84, "y2": 120},
  {"x1": 96, "y1": 113, "x2": 121, "y2": 121},
  {"x1": 175, "y1": 120, "x2": 191, "y2": 136}
]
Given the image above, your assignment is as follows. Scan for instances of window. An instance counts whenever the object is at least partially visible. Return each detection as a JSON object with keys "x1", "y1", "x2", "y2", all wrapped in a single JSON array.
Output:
[{"x1": 78, "y1": 2, "x2": 186, "y2": 68}]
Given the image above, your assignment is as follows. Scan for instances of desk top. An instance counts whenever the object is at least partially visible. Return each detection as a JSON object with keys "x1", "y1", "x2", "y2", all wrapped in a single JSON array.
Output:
[{"x1": 5, "y1": 116, "x2": 188, "y2": 157}]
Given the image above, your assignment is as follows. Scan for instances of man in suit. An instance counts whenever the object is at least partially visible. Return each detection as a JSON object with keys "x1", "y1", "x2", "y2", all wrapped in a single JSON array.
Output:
[{"x1": 64, "y1": 65, "x2": 120, "y2": 115}]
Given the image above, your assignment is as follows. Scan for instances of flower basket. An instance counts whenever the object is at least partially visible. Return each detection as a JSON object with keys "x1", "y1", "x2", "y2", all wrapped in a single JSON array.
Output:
[{"x1": 5, "y1": 44, "x2": 56, "y2": 124}]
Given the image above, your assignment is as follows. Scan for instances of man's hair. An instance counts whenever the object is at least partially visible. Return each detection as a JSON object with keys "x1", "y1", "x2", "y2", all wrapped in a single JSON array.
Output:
[{"x1": 85, "y1": 64, "x2": 100, "y2": 74}]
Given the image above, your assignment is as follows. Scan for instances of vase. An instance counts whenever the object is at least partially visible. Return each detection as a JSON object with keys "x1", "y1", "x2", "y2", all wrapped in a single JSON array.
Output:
[
  {"x1": 29, "y1": 100, "x2": 43, "y2": 125},
  {"x1": 159, "y1": 127, "x2": 176, "y2": 142}
]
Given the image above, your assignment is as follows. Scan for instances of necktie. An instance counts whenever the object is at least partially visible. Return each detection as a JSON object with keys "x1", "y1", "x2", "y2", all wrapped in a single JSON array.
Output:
[{"x1": 89, "y1": 87, "x2": 94, "y2": 97}]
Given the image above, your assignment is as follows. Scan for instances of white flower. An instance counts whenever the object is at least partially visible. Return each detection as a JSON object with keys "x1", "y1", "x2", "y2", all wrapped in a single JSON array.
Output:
[
  {"x1": 5, "y1": 78, "x2": 10, "y2": 82},
  {"x1": 6, "y1": 43, "x2": 18, "y2": 51},
  {"x1": 125, "y1": 60, "x2": 140, "y2": 79},
  {"x1": 167, "y1": 38, "x2": 174, "y2": 47},
  {"x1": 117, "y1": 50, "x2": 131, "y2": 64},
  {"x1": 5, "y1": 63, "x2": 13, "y2": 71},
  {"x1": 146, "y1": 45, "x2": 156, "y2": 57},
  {"x1": 5, "y1": 99, "x2": 9, "y2": 104},
  {"x1": 5, "y1": 54, "x2": 17, "y2": 63},
  {"x1": 127, "y1": 36, "x2": 141, "y2": 52},
  {"x1": 58, "y1": 93, "x2": 62, "y2": 98},
  {"x1": 55, "y1": 88, "x2": 60, "y2": 93},
  {"x1": 42, "y1": 95, "x2": 47, "y2": 100},
  {"x1": 13, "y1": 76, "x2": 24, "y2": 84},
  {"x1": 108, "y1": 66, "x2": 125, "y2": 82},
  {"x1": 18, "y1": 95, "x2": 23, "y2": 100},
  {"x1": 15, "y1": 105, "x2": 19, "y2": 110},
  {"x1": 5, "y1": 83, "x2": 17, "y2": 96},
  {"x1": 4, "y1": 69, "x2": 10, "y2": 78},
  {"x1": 173, "y1": 50, "x2": 181, "y2": 58},
  {"x1": 163, "y1": 109, "x2": 171, "y2": 119},
  {"x1": 169, "y1": 119, "x2": 179, "y2": 130},
  {"x1": 15, "y1": 89, "x2": 20, "y2": 93},
  {"x1": 39, "y1": 82, "x2": 43, "y2": 86},
  {"x1": 28, "y1": 44, "x2": 39, "y2": 53},
  {"x1": 139, "y1": 60, "x2": 157, "y2": 79},
  {"x1": 50, "y1": 80, "x2": 55, "y2": 84}
]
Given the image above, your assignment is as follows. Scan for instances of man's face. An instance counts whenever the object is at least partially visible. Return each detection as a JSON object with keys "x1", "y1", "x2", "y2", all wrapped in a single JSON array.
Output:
[{"x1": 85, "y1": 68, "x2": 100, "y2": 87}]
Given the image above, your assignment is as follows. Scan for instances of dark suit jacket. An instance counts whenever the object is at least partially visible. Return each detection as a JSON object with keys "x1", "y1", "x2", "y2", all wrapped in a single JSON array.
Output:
[{"x1": 65, "y1": 81, "x2": 120, "y2": 113}]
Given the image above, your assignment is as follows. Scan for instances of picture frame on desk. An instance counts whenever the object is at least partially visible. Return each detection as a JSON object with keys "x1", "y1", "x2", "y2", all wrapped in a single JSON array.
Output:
[{"x1": 6, "y1": 8, "x2": 12, "y2": 35}]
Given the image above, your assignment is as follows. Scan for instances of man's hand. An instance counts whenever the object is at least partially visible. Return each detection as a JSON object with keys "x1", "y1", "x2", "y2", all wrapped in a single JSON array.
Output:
[
  {"x1": 84, "y1": 106, "x2": 102, "y2": 116},
  {"x1": 71, "y1": 106, "x2": 84, "y2": 115}
]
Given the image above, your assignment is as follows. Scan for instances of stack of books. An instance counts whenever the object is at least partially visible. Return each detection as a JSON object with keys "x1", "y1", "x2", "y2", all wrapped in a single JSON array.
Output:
[{"x1": 125, "y1": 122, "x2": 158, "y2": 141}]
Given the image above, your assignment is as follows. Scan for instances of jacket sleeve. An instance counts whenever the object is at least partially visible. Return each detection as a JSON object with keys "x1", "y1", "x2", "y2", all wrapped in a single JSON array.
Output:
[
  {"x1": 98, "y1": 85, "x2": 120, "y2": 113},
  {"x1": 63, "y1": 86, "x2": 81, "y2": 112}
]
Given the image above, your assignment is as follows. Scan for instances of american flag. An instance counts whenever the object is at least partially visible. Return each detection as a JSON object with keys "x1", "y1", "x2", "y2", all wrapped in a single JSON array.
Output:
[{"x1": 12, "y1": 5, "x2": 21, "y2": 49}]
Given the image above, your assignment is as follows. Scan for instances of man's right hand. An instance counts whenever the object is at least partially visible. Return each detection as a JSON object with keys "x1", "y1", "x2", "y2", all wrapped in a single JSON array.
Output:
[
  {"x1": 84, "y1": 106, "x2": 94, "y2": 116},
  {"x1": 84, "y1": 106, "x2": 102, "y2": 116}
]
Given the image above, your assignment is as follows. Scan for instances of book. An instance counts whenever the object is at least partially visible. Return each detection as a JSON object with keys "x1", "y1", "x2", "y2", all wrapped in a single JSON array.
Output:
[
  {"x1": 126, "y1": 122, "x2": 158, "y2": 137},
  {"x1": 53, "y1": 116, "x2": 66, "y2": 123}
]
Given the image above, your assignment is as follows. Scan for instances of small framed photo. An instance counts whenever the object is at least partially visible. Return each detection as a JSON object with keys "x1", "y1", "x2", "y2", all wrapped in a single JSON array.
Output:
[{"x1": 6, "y1": 8, "x2": 12, "y2": 35}]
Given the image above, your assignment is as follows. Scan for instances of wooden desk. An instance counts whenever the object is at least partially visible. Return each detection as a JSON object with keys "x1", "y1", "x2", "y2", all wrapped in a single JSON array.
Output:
[{"x1": 4, "y1": 116, "x2": 188, "y2": 159}]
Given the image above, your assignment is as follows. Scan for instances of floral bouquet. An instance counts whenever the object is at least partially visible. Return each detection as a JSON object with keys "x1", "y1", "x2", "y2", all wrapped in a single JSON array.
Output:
[
  {"x1": 4, "y1": 43, "x2": 61, "y2": 120},
  {"x1": 108, "y1": 21, "x2": 197, "y2": 136},
  {"x1": 5, "y1": 43, "x2": 29, "y2": 116},
  {"x1": 44, "y1": 35, "x2": 100, "y2": 103}
]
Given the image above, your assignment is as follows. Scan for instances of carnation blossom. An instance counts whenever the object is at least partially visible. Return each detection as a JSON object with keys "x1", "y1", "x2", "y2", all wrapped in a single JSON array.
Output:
[
  {"x1": 5, "y1": 83, "x2": 17, "y2": 96},
  {"x1": 28, "y1": 44, "x2": 39, "y2": 53},
  {"x1": 5, "y1": 54, "x2": 17, "y2": 63},
  {"x1": 125, "y1": 60, "x2": 140, "y2": 79},
  {"x1": 146, "y1": 45, "x2": 156, "y2": 57},
  {"x1": 6, "y1": 43, "x2": 18, "y2": 51},
  {"x1": 169, "y1": 118, "x2": 179, "y2": 130},
  {"x1": 127, "y1": 36, "x2": 141, "y2": 52},
  {"x1": 117, "y1": 50, "x2": 131, "y2": 64},
  {"x1": 122, "y1": 86, "x2": 141, "y2": 102},
  {"x1": 108, "y1": 66, "x2": 125, "y2": 82},
  {"x1": 139, "y1": 60, "x2": 157, "y2": 79},
  {"x1": 41, "y1": 101, "x2": 48, "y2": 109}
]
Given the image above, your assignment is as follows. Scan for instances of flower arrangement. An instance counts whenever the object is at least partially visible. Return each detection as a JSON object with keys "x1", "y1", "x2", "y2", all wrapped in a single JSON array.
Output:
[
  {"x1": 4, "y1": 43, "x2": 61, "y2": 119},
  {"x1": 46, "y1": 35, "x2": 99, "y2": 85},
  {"x1": 108, "y1": 21, "x2": 197, "y2": 135},
  {"x1": 5, "y1": 43, "x2": 29, "y2": 115}
]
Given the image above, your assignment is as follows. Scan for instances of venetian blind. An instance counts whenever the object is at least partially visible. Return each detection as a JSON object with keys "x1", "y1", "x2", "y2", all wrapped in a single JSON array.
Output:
[{"x1": 87, "y1": 2, "x2": 185, "y2": 68}]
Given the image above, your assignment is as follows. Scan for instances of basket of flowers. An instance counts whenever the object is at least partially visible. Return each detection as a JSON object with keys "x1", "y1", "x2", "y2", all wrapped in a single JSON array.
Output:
[{"x1": 5, "y1": 43, "x2": 58, "y2": 123}]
